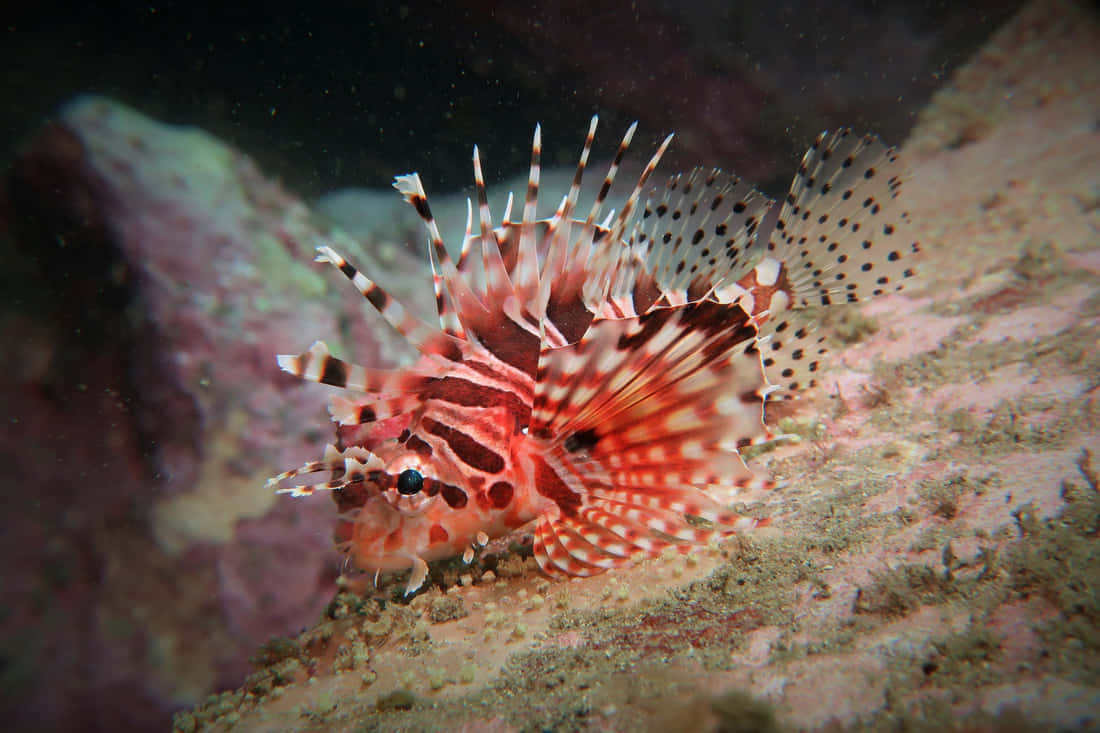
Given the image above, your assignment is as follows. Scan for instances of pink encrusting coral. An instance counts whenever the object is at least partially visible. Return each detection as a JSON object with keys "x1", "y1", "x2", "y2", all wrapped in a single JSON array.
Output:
[
  {"x1": 1, "y1": 95, "x2": 440, "y2": 729},
  {"x1": 46, "y1": 97, "x2": 401, "y2": 649}
]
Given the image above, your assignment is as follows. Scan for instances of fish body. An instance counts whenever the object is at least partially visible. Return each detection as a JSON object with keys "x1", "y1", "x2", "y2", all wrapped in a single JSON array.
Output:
[{"x1": 269, "y1": 119, "x2": 918, "y2": 594}]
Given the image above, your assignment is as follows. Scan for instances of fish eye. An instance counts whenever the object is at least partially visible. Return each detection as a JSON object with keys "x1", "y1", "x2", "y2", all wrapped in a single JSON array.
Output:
[{"x1": 396, "y1": 468, "x2": 424, "y2": 496}]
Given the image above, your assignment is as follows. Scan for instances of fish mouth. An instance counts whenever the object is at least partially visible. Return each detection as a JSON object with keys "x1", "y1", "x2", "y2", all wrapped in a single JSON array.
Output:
[
  {"x1": 341, "y1": 475, "x2": 438, "y2": 518},
  {"x1": 380, "y1": 488, "x2": 438, "y2": 517}
]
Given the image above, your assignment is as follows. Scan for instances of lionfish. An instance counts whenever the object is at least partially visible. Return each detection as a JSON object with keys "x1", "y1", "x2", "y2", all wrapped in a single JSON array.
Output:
[{"x1": 269, "y1": 117, "x2": 918, "y2": 594}]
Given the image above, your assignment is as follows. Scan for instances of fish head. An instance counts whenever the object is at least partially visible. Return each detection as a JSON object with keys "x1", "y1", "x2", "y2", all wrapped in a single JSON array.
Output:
[{"x1": 331, "y1": 434, "x2": 481, "y2": 580}]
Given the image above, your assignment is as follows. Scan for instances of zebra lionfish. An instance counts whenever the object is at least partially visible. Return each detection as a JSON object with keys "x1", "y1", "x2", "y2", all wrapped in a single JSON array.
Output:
[{"x1": 269, "y1": 117, "x2": 919, "y2": 594}]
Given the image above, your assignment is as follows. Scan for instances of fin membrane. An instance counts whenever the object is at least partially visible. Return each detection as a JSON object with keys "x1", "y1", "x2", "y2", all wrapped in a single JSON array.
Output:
[
  {"x1": 770, "y1": 129, "x2": 920, "y2": 308},
  {"x1": 528, "y1": 299, "x2": 774, "y2": 573},
  {"x1": 639, "y1": 168, "x2": 773, "y2": 304}
]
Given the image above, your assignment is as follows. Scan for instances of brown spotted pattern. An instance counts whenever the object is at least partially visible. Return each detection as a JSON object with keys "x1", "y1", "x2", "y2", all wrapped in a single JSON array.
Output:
[{"x1": 772, "y1": 129, "x2": 920, "y2": 306}]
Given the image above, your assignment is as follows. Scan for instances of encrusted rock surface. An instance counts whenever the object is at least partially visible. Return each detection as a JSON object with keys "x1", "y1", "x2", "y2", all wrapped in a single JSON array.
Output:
[{"x1": 1, "y1": 94, "x2": 432, "y2": 730}]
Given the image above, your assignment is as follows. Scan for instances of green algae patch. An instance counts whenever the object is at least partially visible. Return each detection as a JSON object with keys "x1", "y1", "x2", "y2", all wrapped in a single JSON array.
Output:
[
  {"x1": 923, "y1": 626, "x2": 1004, "y2": 689},
  {"x1": 427, "y1": 594, "x2": 468, "y2": 624},
  {"x1": 1004, "y1": 465, "x2": 1100, "y2": 683},
  {"x1": 825, "y1": 305, "x2": 880, "y2": 344},
  {"x1": 852, "y1": 564, "x2": 957, "y2": 618}
]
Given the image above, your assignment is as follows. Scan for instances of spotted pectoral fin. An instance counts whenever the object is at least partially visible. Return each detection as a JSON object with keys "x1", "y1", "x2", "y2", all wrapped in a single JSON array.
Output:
[
  {"x1": 527, "y1": 298, "x2": 775, "y2": 577},
  {"x1": 638, "y1": 168, "x2": 773, "y2": 304},
  {"x1": 771, "y1": 129, "x2": 920, "y2": 308},
  {"x1": 756, "y1": 308, "x2": 829, "y2": 398}
]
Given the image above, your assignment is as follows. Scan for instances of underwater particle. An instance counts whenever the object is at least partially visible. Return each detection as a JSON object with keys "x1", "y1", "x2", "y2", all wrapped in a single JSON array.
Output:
[
  {"x1": 880, "y1": 441, "x2": 901, "y2": 458},
  {"x1": 360, "y1": 670, "x2": 377, "y2": 687}
]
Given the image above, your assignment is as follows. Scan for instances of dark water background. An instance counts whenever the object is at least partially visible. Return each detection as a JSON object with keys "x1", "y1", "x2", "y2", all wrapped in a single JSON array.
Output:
[{"x1": 4, "y1": 1, "x2": 1020, "y2": 197}]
